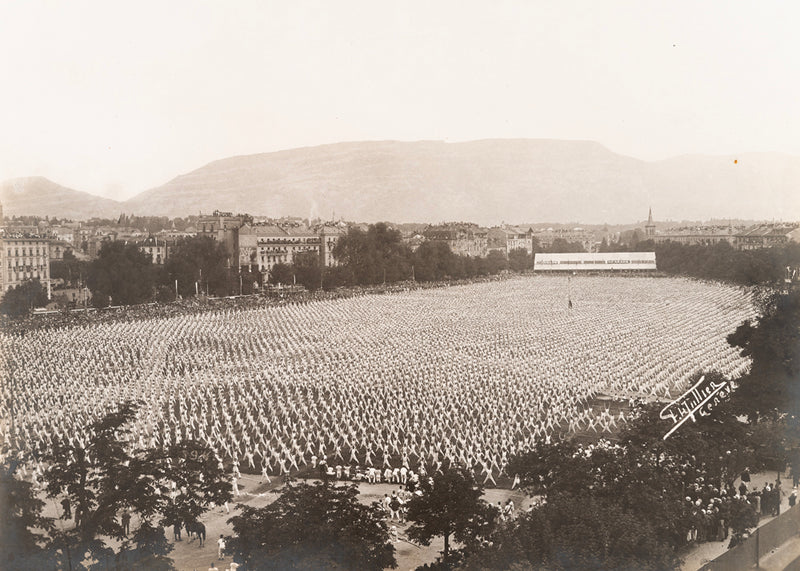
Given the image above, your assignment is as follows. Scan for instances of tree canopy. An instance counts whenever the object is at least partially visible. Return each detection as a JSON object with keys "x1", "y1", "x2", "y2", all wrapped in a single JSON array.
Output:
[
  {"x1": 406, "y1": 466, "x2": 495, "y2": 565},
  {"x1": 727, "y1": 289, "x2": 800, "y2": 423},
  {"x1": 332, "y1": 223, "x2": 411, "y2": 285},
  {"x1": 0, "y1": 279, "x2": 48, "y2": 317},
  {"x1": 653, "y1": 241, "x2": 800, "y2": 286},
  {"x1": 87, "y1": 241, "x2": 154, "y2": 306},
  {"x1": 226, "y1": 480, "x2": 396, "y2": 570},
  {"x1": 50, "y1": 250, "x2": 89, "y2": 289},
  {"x1": 39, "y1": 402, "x2": 231, "y2": 569},
  {"x1": 163, "y1": 235, "x2": 229, "y2": 297},
  {"x1": 0, "y1": 458, "x2": 54, "y2": 570},
  {"x1": 492, "y1": 365, "x2": 785, "y2": 571}
]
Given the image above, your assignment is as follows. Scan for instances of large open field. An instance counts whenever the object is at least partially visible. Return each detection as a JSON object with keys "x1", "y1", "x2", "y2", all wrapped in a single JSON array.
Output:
[{"x1": 3, "y1": 276, "x2": 756, "y2": 480}]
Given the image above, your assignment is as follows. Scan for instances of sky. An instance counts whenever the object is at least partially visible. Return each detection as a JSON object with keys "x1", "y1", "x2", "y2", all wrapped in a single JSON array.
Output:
[{"x1": 1, "y1": 1, "x2": 798, "y2": 202}]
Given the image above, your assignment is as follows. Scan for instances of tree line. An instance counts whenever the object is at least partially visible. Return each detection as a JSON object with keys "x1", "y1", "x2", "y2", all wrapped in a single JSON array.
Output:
[
  {"x1": 50, "y1": 225, "x2": 571, "y2": 308},
  {"x1": 5, "y1": 224, "x2": 800, "y2": 317},
  {"x1": 602, "y1": 237, "x2": 800, "y2": 286}
]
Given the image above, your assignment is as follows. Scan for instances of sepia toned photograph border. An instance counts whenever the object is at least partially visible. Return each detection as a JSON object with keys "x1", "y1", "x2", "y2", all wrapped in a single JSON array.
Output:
[{"x1": 1, "y1": 2, "x2": 800, "y2": 570}]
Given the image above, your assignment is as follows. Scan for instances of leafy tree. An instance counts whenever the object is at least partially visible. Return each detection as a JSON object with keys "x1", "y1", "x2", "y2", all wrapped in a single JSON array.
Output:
[
  {"x1": 158, "y1": 440, "x2": 233, "y2": 528},
  {"x1": 727, "y1": 289, "x2": 800, "y2": 422},
  {"x1": 87, "y1": 241, "x2": 154, "y2": 305},
  {"x1": 226, "y1": 481, "x2": 396, "y2": 570},
  {"x1": 116, "y1": 521, "x2": 176, "y2": 571},
  {"x1": 268, "y1": 263, "x2": 294, "y2": 286},
  {"x1": 546, "y1": 238, "x2": 585, "y2": 253},
  {"x1": 0, "y1": 458, "x2": 54, "y2": 570},
  {"x1": 367, "y1": 223, "x2": 412, "y2": 283},
  {"x1": 332, "y1": 227, "x2": 370, "y2": 284},
  {"x1": 321, "y1": 265, "x2": 352, "y2": 290},
  {"x1": 0, "y1": 279, "x2": 48, "y2": 317},
  {"x1": 41, "y1": 403, "x2": 146, "y2": 546},
  {"x1": 164, "y1": 236, "x2": 229, "y2": 297},
  {"x1": 292, "y1": 250, "x2": 322, "y2": 291},
  {"x1": 50, "y1": 250, "x2": 89, "y2": 288},
  {"x1": 483, "y1": 250, "x2": 508, "y2": 275},
  {"x1": 462, "y1": 494, "x2": 679, "y2": 571},
  {"x1": 237, "y1": 267, "x2": 260, "y2": 295},
  {"x1": 653, "y1": 242, "x2": 800, "y2": 286},
  {"x1": 91, "y1": 291, "x2": 111, "y2": 308},
  {"x1": 405, "y1": 466, "x2": 493, "y2": 565},
  {"x1": 508, "y1": 248, "x2": 533, "y2": 272},
  {"x1": 40, "y1": 402, "x2": 231, "y2": 568},
  {"x1": 333, "y1": 223, "x2": 411, "y2": 285},
  {"x1": 414, "y1": 241, "x2": 449, "y2": 282},
  {"x1": 154, "y1": 285, "x2": 176, "y2": 303}
]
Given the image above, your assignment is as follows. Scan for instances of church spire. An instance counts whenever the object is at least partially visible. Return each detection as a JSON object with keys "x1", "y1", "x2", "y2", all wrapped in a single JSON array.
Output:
[{"x1": 645, "y1": 207, "x2": 656, "y2": 238}]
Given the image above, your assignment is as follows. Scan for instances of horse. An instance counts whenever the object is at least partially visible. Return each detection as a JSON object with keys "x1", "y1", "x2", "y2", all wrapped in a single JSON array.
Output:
[{"x1": 184, "y1": 520, "x2": 206, "y2": 547}]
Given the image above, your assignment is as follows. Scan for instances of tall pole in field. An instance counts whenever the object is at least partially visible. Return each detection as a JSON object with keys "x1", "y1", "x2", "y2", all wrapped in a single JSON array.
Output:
[{"x1": 568, "y1": 275, "x2": 573, "y2": 309}]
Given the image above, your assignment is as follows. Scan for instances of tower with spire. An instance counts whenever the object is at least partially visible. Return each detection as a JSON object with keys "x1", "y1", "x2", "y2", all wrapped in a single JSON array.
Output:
[{"x1": 645, "y1": 207, "x2": 656, "y2": 238}]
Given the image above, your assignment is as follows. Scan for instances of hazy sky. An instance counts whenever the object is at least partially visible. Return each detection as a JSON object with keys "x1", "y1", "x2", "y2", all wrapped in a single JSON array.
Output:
[{"x1": 1, "y1": 1, "x2": 798, "y2": 201}]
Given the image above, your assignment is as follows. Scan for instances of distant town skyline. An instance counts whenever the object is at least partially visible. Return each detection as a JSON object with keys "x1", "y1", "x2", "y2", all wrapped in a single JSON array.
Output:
[{"x1": 2, "y1": 1, "x2": 799, "y2": 202}]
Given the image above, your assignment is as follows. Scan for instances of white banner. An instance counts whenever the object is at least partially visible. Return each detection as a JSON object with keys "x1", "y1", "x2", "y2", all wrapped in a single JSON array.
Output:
[{"x1": 534, "y1": 252, "x2": 657, "y2": 271}]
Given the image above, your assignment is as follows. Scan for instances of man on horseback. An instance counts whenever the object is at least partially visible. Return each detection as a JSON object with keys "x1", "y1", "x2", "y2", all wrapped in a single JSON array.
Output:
[{"x1": 185, "y1": 519, "x2": 206, "y2": 547}]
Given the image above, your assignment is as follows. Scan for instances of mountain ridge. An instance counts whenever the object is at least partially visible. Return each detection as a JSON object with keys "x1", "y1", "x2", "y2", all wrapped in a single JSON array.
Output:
[
  {"x1": 3, "y1": 140, "x2": 799, "y2": 224},
  {"x1": 1, "y1": 177, "x2": 123, "y2": 220}
]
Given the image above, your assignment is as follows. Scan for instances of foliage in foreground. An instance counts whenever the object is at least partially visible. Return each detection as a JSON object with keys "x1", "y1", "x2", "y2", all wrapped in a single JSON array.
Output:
[
  {"x1": 32, "y1": 401, "x2": 231, "y2": 569},
  {"x1": 0, "y1": 458, "x2": 54, "y2": 570},
  {"x1": 405, "y1": 466, "x2": 496, "y2": 564},
  {"x1": 726, "y1": 289, "x2": 800, "y2": 423},
  {"x1": 227, "y1": 480, "x2": 397, "y2": 571}
]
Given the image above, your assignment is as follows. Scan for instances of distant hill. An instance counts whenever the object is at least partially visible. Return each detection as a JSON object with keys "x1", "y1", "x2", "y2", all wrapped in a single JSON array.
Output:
[
  {"x1": 122, "y1": 139, "x2": 651, "y2": 224},
  {"x1": 1, "y1": 177, "x2": 122, "y2": 220},
  {"x1": 121, "y1": 140, "x2": 800, "y2": 224},
  {"x1": 4, "y1": 141, "x2": 799, "y2": 223}
]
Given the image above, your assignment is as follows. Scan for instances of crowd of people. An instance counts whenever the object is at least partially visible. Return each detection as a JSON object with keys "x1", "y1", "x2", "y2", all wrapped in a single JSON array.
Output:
[
  {"x1": 2, "y1": 276, "x2": 755, "y2": 488},
  {"x1": 683, "y1": 464, "x2": 791, "y2": 548},
  {"x1": 6, "y1": 275, "x2": 512, "y2": 336}
]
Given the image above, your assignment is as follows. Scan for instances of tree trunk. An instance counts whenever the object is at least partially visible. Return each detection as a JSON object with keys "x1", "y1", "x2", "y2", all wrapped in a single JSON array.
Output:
[{"x1": 443, "y1": 533, "x2": 450, "y2": 563}]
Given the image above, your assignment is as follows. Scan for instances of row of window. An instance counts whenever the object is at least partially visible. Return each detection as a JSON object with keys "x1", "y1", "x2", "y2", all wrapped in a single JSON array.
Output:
[
  {"x1": 7, "y1": 269, "x2": 48, "y2": 282},
  {"x1": 6, "y1": 247, "x2": 48, "y2": 257},
  {"x1": 259, "y1": 238, "x2": 319, "y2": 244},
  {"x1": 8, "y1": 258, "x2": 46, "y2": 267}
]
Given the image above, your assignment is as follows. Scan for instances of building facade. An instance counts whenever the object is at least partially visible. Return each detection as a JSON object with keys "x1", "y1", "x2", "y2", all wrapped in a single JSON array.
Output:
[
  {"x1": 735, "y1": 224, "x2": 800, "y2": 250},
  {"x1": 1, "y1": 233, "x2": 52, "y2": 297},
  {"x1": 533, "y1": 227, "x2": 593, "y2": 252},
  {"x1": 487, "y1": 226, "x2": 534, "y2": 257},
  {"x1": 49, "y1": 239, "x2": 73, "y2": 261},
  {"x1": 422, "y1": 223, "x2": 488, "y2": 257},
  {"x1": 239, "y1": 224, "x2": 325, "y2": 276},
  {"x1": 317, "y1": 225, "x2": 345, "y2": 267},
  {"x1": 197, "y1": 211, "x2": 251, "y2": 267},
  {"x1": 136, "y1": 236, "x2": 171, "y2": 265},
  {"x1": 652, "y1": 225, "x2": 737, "y2": 246}
]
